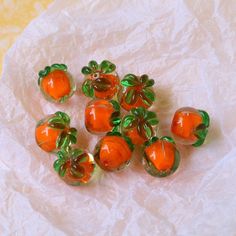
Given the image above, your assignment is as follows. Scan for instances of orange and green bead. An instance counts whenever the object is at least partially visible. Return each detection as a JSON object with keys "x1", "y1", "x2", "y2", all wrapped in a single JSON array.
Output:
[
  {"x1": 118, "y1": 74, "x2": 155, "y2": 111},
  {"x1": 81, "y1": 60, "x2": 120, "y2": 100},
  {"x1": 54, "y1": 148, "x2": 96, "y2": 185},
  {"x1": 94, "y1": 132, "x2": 134, "y2": 171},
  {"x1": 38, "y1": 64, "x2": 76, "y2": 103},
  {"x1": 35, "y1": 111, "x2": 77, "y2": 153},
  {"x1": 85, "y1": 99, "x2": 121, "y2": 134},
  {"x1": 121, "y1": 107, "x2": 159, "y2": 145},
  {"x1": 171, "y1": 107, "x2": 210, "y2": 147},
  {"x1": 143, "y1": 136, "x2": 180, "y2": 177}
]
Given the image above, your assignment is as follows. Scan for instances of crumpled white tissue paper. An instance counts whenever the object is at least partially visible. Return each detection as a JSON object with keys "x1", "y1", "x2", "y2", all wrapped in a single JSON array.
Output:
[{"x1": 1, "y1": 0, "x2": 236, "y2": 235}]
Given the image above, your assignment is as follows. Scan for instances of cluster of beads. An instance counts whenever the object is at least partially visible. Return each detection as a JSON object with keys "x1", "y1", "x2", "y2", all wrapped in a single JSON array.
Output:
[{"x1": 36, "y1": 60, "x2": 210, "y2": 186}]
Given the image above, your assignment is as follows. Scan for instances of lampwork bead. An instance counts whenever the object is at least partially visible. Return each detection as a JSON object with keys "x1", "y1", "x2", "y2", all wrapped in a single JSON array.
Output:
[
  {"x1": 143, "y1": 136, "x2": 180, "y2": 177},
  {"x1": 94, "y1": 132, "x2": 134, "y2": 171},
  {"x1": 38, "y1": 64, "x2": 76, "y2": 103},
  {"x1": 81, "y1": 60, "x2": 120, "y2": 99},
  {"x1": 171, "y1": 107, "x2": 210, "y2": 147},
  {"x1": 54, "y1": 149, "x2": 96, "y2": 185},
  {"x1": 121, "y1": 107, "x2": 159, "y2": 145},
  {"x1": 85, "y1": 99, "x2": 121, "y2": 134},
  {"x1": 35, "y1": 111, "x2": 77, "y2": 153},
  {"x1": 118, "y1": 74, "x2": 155, "y2": 111}
]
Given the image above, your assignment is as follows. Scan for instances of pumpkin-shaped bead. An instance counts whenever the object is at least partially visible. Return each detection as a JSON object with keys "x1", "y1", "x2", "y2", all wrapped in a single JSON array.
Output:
[
  {"x1": 143, "y1": 136, "x2": 180, "y2": 177},
  {"x1": 81, "y1": 60, "x2": 120, "y2": 100},
  {"x1": 54, "y1": 149, "x2": 96, "y2": 186},
  {"x1": 118, "y1": 74, "x2": 155, "y2": 111},
  {"x1": 35, "y1": 111, "x2": 77, "y2": 153},
  {"x1": 94, "y1": 132, "x2": 134, "y2": 171},
  {"x1": 85, "y1": 99, "x2": 121, "y2": 134},
  {"x1": 171, "y1": 107, "x2": 210, "y2": 147},
  {"x1": 38, "y1": 64, "x2": 76, "y2": 103},
  {"x1": 121, "y1": 107, "x2": 159, "y2": 145}
]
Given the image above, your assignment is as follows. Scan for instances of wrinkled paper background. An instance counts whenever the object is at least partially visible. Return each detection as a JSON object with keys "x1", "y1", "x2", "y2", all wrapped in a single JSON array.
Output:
[{"x1": 1, "y1": 0, "x2": 236, "y2": 235}]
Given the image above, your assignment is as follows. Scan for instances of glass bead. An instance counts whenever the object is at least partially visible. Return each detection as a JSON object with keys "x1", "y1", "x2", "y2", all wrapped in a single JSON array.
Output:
[
  {"x1": 54, "y1": 149, "x2": 96, "y2": 186},
  {"x1": 85, "y1": 99, "x2": 121, "y2": 134},
  {"x1": 171, "y1": 107, "x2": 210, "y2": 146},
  {"x1": 94, "y1": 132, "x2": 134, "y2": 171},
  {"x1": 35, "y1": 111, "x2": 77, "y2": 153},
  {"x1": 118, "y1": 74, "x2": 155, "y2": 111},
  {"x1": 121, "y1": 107, "x2": 159, "y2": 145},
  {"x1": 38, "y1": 64, "x2": 76, "y2": 103},
  {"x1": 143, "y1": 136, "x2": 180, "y2": 177},
  {"x1": 81, "y1": 60, "x2": 120, "y2": 100}
]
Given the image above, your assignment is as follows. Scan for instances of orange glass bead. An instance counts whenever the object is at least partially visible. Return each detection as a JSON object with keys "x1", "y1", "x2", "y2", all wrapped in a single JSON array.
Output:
[
  {"x1": 121, "y1": 107, "x2": 159, "y2": 145},
  {"x1": 143, "y1": 137, "x2": 180, "y2": 177},
  {"x1": 81, "y1": 60, "x2": 120, "y2": 100},
  {"x1": 38, "y1": 64, "x2": 76, "y2": 103},
  {"x1": 94, "y1": 133, "x2": 134, "y2": 171},
  {"x1": 35, "y1": 111, "x2": 77, "y2": 153},
  {"x1": 118, "y1": 74, "x2": 155, "y2": 111},
  {"x1": 171, "y1": 107, "x2": 210, "y2": 146},
  {"x1": 54, "y1": 149, "x2": 96, "y2": 185},
  {"x1": 85, "y1": 99, "x2": 121, "y2": 134}
]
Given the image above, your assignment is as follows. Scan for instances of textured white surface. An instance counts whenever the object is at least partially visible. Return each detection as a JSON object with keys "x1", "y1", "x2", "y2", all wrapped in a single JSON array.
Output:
[{"x1": 1, "y1": 0, "x2": 236, "y2": 235}]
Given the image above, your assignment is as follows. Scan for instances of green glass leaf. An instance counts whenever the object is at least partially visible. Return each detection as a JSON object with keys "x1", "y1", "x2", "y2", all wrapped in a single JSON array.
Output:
[
  {"x1": 53, "y1": 159, "x2": 64, "y2": 172},
  {"x1": 123, "y1": 135, "x2": 134, "y2": 151},
  {"x1": 145, "y1": 79, "x2": 155, "y2": 87},
  {"x1": 145, "y1": 111, "x2": 156, "y2": 120},
  {"x1": 48, "y1": 116, "x2": 63, "y2": 124},
  {"x1": 44, "y1": 66, "x2": 51, "y2": 74},
  {"x1": 198, "y1": 110, "x2": 210, "y2": 127},
  {"x1": 192, "y1": 138, "x2": 205, "y2": 147},
  {"x1": 55, "y1": 111, "x2": 70, "y2": 125},
  {"x1": 56, "y1": 132, "x2": 71, "y2": 149},
  {"x1": 142, "y1": 123, "x2": 153, "y2": 139},
  {"x1": 131, "y1": 107, "x2": 145, "y2": 118},
  {"x1": 121, "y1": 74, "x2": 139, "y2": 87},
  {"x1": 122, "y1": 115, "x2": 136, "y2": 128},
  {"x1": 110, "y1": 100, "x2": 120, "y2": 112},
  {"x1": 71, "y1": 149, "x2": 84, "y2": 159},
  {"x1": 125, "y1": 89, "x2": 135, "y2": 104},
  {"x1": 57, "y1": 150, "x2": 67, "y2": 160},
  {"x1": 81, "y1": 66, "x2": 92, "y2": 75},
  {"x1": 56, "y1": 132, "x2": 66, "y2": 149},
  {"x1": 107, "y1": 131, "x2": 122, "y2": 137},
  {"x1": 161, "y1": 136, "x2": 175, "y2": 144},
  {"x1": 195, "y1": 125, "x2": 208, "y2": 139},
  {"x1": 148, "y1": 118, "x2": 159, "y2": 126},
  {"x1": 142, "y1": 88, "x2": 155, "y2": 102},
  {"x1": 68, "y1": 127, "x2": 77, "y2": 137},
  {"x1": 37, "y1": 77, "x2": 42, "y2": 86},
  {"x1": 38, "y1": 70, "x2": 46, "y2": 78},
  {"x1": 82, "y1": 80, "x2": 94, "y2": 97},
  {"x1": 51, "y1": 63, "x2": 67, "y2": 71},
  {"x1": 58, "y1": 164, "x2": 67, "y2": 177},
  {"x1": 111, "y1": 117, "x2": 121, "y2": 126},
  {"x1": 140, "y1": 74, "x2": 149, "y2": 84},
  {"x1": 140, "y1": 94, "x2": 152, "y2": 107},
  {"x1": 100, "y1": 60, "x2": 116, "y2": 74},
  {"x1": 111, "y1": 126, "x2": 120, "y2": 133},
  {"x1": 68, "y1": 134, "x2": 77, "y2": 144},
  {"x1": 88, "y1": 60, "x2": 98, "y2": 71}
]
